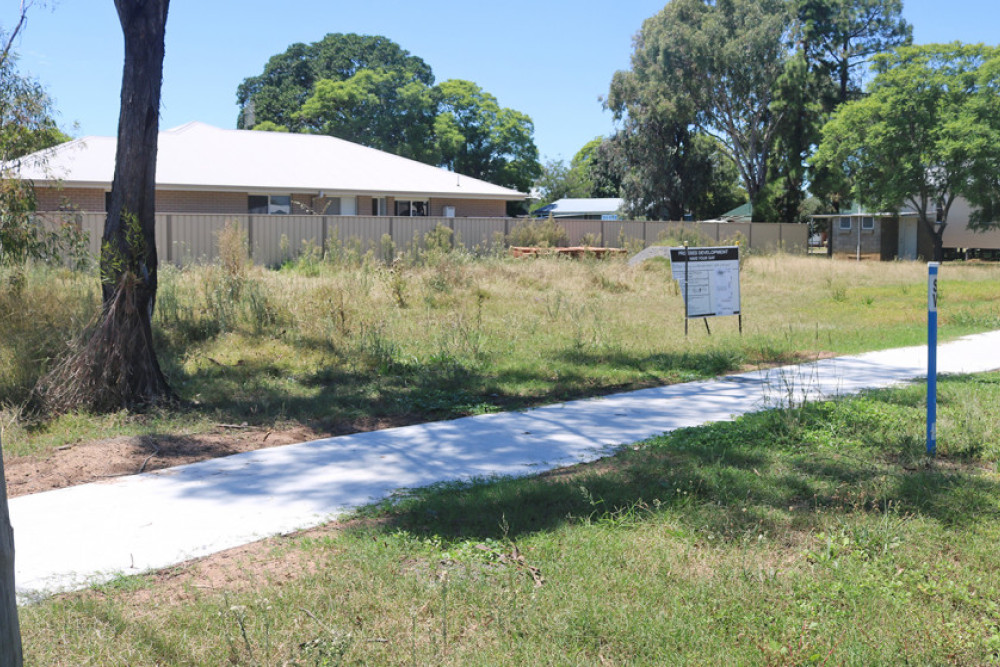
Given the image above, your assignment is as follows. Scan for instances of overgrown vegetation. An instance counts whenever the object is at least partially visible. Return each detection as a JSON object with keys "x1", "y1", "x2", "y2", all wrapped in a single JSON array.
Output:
[
  {"x1": 1, "y1": 244, "x2": 999, "y2": 459},
  {"x1": 20, "y1": 372, "x2": 1000, "y2": 664}
]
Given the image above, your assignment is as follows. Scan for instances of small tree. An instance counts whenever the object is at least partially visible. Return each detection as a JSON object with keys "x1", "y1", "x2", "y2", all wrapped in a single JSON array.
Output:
[
  {"x1": 813, "y1": 43, "x2": 1000, "y2": 261},
  {"x1": 0, "y1": 6, "x2": 72, "y2": 281}
]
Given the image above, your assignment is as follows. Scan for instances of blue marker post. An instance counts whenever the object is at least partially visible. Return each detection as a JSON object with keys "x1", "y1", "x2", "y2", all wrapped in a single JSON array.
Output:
[{"x1": 927, "y1": 262, "x2": 939, "y2": 457}]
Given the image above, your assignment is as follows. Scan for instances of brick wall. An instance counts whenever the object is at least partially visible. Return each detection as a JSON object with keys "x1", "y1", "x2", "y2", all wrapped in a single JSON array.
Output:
[
  {"x1": 832, "y1": 218, "x2": 882, "y2": 258},
  {"x1": 154, "y1": 190, "x2": 248, "y2": 213},
  {"x1": 34, "y1": 187, "x2": 104, "y2": 212},
  {"x1": 430, "y1": 198, "x2": 506, "y2": 217}
]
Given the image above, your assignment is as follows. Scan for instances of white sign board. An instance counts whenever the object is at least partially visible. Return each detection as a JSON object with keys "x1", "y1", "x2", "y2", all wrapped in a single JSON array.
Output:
[{"x1": 669, "y1": 246, "x2": 741, "y2": 318}]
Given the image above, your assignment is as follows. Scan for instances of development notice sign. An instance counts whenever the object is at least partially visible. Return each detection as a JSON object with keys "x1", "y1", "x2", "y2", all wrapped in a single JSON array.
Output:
[{"x1": 669, "y1": 246, "x2": 741, "y2": 318}]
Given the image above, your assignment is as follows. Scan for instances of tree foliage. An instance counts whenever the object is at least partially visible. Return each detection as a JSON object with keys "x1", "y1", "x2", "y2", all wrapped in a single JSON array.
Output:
[
  {"x1": 434, "y1": 79, "x2": 539, "y2": 194},
  {"x1": 237, "y1": 33, "x2": 433, "y2": 132},
  {"x1": 776, "y1": 0, "x2": 911, "y2": 219},
  {"x1": 533, "y1": 137, "x2": 622, "y2": 209},
  {"x1": 793, "y1": 0, "x2": 911, "y2": 106},
  {"x1": 238, "y1": 34, "x2": 540, "y2": 194},
  {"x1": 609, "y1": 0, "x2": 912, "y2": 223},
  {"x1": 0, "y1": 32, "x2": 71, "y2": 272},
  {"x1": 296, "y1": 67, "x2": 439, "y2": 163},
  {"x1": 812, "y1": 43, "x2": 1000, "y2": 260},
  {"x1": 609, "y1": 0, "x2": 788, "y2": 218}
]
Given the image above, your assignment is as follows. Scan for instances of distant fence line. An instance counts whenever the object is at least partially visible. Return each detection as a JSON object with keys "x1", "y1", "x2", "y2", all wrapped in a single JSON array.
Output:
[{"x1": 42, "y1": 212, "x2": 808, "y2": 267}]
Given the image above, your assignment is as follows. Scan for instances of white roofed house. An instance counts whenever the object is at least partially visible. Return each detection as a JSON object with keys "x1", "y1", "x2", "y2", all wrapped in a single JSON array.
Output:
[
  {"x1": 14, "y1": 122, "x2": 527, "y2": 264},
  {"x1": 18, "y1": 122, "x2": 525, "y2": 218}
]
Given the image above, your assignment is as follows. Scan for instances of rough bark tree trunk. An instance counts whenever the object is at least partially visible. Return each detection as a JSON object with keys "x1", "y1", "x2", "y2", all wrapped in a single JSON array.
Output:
[
  {"x1": 0, "y1": 438, "x2": 22, "y2": 667},
  {"x1": 96, "y1": 0, "x2": 172, "y2": 408}
]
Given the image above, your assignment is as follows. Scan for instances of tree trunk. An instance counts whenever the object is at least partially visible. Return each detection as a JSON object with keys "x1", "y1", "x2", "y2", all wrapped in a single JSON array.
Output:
[
  {"x1": 930, "y1": 226, "x2": 945, "y2": 263},
  {"x1": 0, "y1": 438, "x2": 23, "y2": 667},
  {"x1": 97, "y1": 0, "x2": 172, "y2": 408},
  {"x1": 920, "y1": 217, "x2": 946, "y2": 263}
]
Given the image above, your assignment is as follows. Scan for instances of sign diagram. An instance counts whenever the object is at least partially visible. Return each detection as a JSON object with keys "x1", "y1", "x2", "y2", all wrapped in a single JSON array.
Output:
[{"x1": 669, "y1": 246, "x2": 741, "y2": 318}]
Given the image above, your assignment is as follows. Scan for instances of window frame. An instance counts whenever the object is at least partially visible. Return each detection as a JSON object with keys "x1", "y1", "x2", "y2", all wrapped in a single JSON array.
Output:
[
  {"x1": 394, "y1": 199, "x2": 429, "y2": 217},
  {"x1": 249, "y1": 194, "x2": 292, "y2": 215}
]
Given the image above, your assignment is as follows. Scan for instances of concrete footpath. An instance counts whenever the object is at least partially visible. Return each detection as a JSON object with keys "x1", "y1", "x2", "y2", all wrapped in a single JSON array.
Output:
[{"x1": 10, "y1": 331, "x2": 1000, "y2": 602}]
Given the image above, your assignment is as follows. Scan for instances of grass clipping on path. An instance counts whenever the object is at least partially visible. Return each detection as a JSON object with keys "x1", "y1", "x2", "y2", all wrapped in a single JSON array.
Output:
[
  {"x1": 36, "y1": 274, "x2": 173, "y2": 414},
  {"x1": 20, "y1": 373, "x2": 1000, "y2": 666}
]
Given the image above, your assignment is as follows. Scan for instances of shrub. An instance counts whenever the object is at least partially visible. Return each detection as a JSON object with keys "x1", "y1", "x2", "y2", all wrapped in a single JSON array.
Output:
[{"x1": 507, "y1": 216, "x2": 569, "y2": 248}]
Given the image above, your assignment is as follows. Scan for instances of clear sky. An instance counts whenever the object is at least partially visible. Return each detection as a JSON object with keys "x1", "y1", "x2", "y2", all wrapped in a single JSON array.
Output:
[{"x1": 3, "y1": 1, "x2": 998, "y2": 164}]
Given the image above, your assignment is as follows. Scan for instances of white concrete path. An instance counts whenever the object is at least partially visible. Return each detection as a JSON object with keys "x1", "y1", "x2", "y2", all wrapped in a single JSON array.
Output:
[{"x1": 10, "y1": 331, "x2": 1000, "y2": 602}]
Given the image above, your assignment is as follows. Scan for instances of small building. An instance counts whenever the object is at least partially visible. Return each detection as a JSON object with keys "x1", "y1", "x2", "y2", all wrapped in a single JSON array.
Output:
[
  {"x1": 812, "y1": 205, "x2": 923, "y2": 260},
  {"x1": 533, "y1": 197, "x2": 624, "y2": 220},
  {"x1": 15, "y1": 122, "x2": 526, "y2": 218},
  {"x1": 813, "y1": 200, "x2": 1000, "y2": 261}
]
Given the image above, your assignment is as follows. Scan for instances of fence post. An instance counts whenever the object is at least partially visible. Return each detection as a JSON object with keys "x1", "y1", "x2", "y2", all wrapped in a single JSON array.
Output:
[
  {"x1": 247, "y1": 215, "x2": 255, "y2": 260},
  {"x1": 165, "y1": 214, "x2": 173, "y2": 264}
]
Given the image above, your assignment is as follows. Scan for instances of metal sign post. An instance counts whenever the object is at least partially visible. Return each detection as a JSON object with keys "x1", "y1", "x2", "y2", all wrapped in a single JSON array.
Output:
[
  {"x1": 683, "y1": 242, "x2": 689, "y2": 337},
  {"x1": 927, "y1": 262, "x2": 939, "y2": 457}
]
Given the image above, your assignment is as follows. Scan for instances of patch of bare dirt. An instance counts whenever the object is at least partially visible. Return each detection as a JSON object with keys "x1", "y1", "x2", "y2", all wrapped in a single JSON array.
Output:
[
  {"x1": 75, "y1": 517, "x2": 385, "y2": 611},
  {"x1": 4, "y1": 414, "x2": 431, "y2": 498}
]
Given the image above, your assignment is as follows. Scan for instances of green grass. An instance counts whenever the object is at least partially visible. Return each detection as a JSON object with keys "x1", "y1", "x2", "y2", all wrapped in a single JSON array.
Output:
[
  {"x1": 2, "y1": 251, "x2": 999, "y2": 459},
  {"x1": 20, "y1": 373, "x2": 1000, "y2": 665}
]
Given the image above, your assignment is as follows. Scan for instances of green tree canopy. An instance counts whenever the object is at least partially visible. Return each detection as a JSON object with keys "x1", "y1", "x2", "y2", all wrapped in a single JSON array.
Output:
[
  {"x1": 237, "y1": 34, "x2": 540, "y2": 195},
  {"x1": 434, "y1": 79, "x2": 539, "y2": 194},
  {"x1": 532, "y1": 137, "x2": 613, "y2": 207},
  {"x1": 296, "y1": 68, "x2": 439, "y2": 163},
  {"x1": 794, "y1": 0, "x2": 911, "y2": 107},
  {"x1": 812, "y1": 43, "x2": 1000, "y2": 260},
  {"x1": 236, "y1": 33, "x2": 433, "y2": 131},
  {"x1": 610, "y1": 0, "x2": 791, "y2": 218}
]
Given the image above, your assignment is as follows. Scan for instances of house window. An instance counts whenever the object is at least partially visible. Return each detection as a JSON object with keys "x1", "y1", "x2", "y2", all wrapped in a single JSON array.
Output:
[
  {"x1": 861, "y1": 217, "x2": 875, "y2": 231},
  {"x1": 323, "y1": 196, "x2": 357, "y2": 216},
  {"x1": 371, "y1": 197, "x2": 387, "y2": 216},
  {"x1": 248, "y1": 195, "x2": 291, "y2": 214},
  {"x1": 395, "y1": 199, "x2": 428, "y2": 216},
  {"x1": 839, "y1": 217, "x2": 852, "y2": 231}
]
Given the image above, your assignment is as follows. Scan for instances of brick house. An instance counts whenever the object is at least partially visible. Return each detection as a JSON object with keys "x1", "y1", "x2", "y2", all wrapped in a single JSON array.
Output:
[{"x1": 18, "y1": 122, "x2": 525, "y2": 218}]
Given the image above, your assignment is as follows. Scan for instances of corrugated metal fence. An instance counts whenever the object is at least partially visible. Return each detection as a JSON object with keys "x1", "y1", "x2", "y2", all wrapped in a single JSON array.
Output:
[{"x1": 43, "y1": 212, "x2": 807, "y2": 267}]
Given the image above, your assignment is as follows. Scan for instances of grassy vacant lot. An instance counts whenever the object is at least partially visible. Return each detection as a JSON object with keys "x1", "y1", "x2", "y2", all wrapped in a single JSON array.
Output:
[
  {"x1": 1, "y1": 243, "x2": 999, "y2": 460},
  {"x1": 19, "y1": 373, "x2": 1000, "y2": 665}
]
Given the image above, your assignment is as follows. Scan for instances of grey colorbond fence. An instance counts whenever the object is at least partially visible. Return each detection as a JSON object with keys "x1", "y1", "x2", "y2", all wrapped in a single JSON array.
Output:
[{"x1": 41, "y1": 213, "x2": 808, "y2": 266}]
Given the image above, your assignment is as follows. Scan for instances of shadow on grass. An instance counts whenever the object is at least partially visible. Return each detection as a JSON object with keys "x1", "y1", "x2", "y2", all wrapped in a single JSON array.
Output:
[
  {"x1": 156, "y1": 342, "x2": 747, "y2": 433},
  {"x1": 349, "y1": 401, "x2": 1000, "y2": 544}
]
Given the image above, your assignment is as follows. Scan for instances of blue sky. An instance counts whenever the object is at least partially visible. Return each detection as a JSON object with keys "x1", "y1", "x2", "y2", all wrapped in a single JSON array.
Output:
[{"x1": 3, "y1": 1, "x2": 998, "y2": 164}]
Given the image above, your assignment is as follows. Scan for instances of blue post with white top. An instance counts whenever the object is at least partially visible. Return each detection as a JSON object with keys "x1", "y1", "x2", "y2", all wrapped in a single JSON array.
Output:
[{"x1": 927, "y1": 262, "x2": 939, "y2": 457}]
